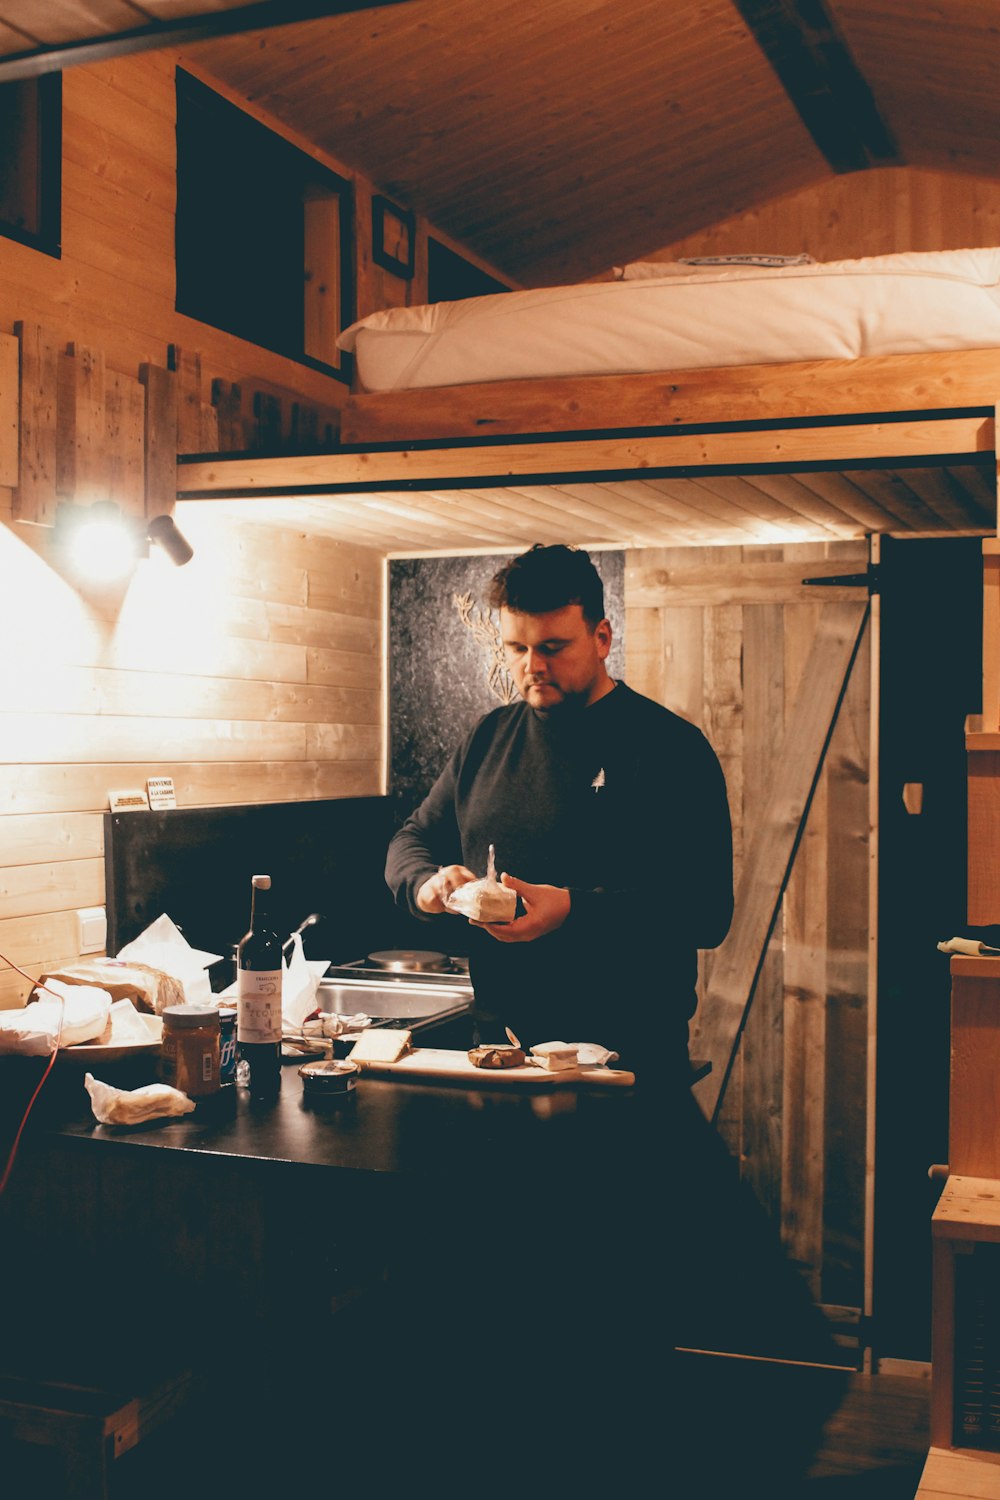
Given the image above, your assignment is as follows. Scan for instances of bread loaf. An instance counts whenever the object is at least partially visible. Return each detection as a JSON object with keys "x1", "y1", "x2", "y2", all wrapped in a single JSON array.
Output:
[
  {"x1": 38, "y1": 959, "x2": 186, "y2": 1015},
  {"x1": 468, "y1": 1043, "x2": 525, "y2": 1069}
]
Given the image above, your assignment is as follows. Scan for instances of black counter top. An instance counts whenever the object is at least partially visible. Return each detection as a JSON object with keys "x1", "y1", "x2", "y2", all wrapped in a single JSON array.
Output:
[{"x1": 41, "y1": 1049, "x2": 647, "y2": 1185}]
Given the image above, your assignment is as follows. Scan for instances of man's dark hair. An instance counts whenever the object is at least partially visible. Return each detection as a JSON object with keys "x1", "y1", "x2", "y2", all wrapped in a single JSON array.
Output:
[{"x1": 487, "y1": 544, "x2": 606, "y2": 625}]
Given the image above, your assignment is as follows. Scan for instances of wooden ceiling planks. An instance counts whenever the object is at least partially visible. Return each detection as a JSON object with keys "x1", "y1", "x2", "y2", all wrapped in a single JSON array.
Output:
[
  {"x1": 186, "y1": 0, "x2": 829, "y2": 284},
  {"x1": 832, "y1": 0, "x2": 1000, "y2": 178},
  {"x1": 4, "y1": 2, "x2": 1000, "y2": 283},
  {"x1": 187, "y1": 462, "x2": 995, "y2": 554}
]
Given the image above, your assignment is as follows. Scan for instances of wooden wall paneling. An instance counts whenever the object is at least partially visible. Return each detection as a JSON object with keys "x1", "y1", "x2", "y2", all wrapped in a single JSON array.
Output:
[
  {"x1": 0, "y1": 811, "x2": 103, "y2": 868},
  {"x1": 645, "y1": 165, "x2": 1000, "y2": 268},
  {"x1": 822, "y1": 606, "x2": 871, "y2": 1310},
  {"x1": 690, "y1": 598, "x2": 869, "y2": 1120},
  {"x1": 13, "y1": 321, "x2": 58, "y2": 525},
  {"x1": 0, "y1": 760, "x2": 380, "y2": 822},
  {"x1": 140, "y1": 360, "x2": 177, "y2": 520},
  {"x1": 739, "y1": 567, "x2": 787, "y2": 1224},
  {"x1": 170, "y1": 346, "x2": 204, "y2": 456},
  {"x1": 0, "y1": 332, "x2": 17, "y2": 489},
  {"x1": 983, "y1": 540, "x2": 1000, "y2": 734},
  {"x1": 967, "y1": 733, "x2": 1000, "y2": 925},
  {"x1": 105, "y1": 370, "x2": 145, "y2": 517},
  {"x1": 211, "y1": 380, "x2": 247, "y2": 452},
  {"x1": 57, "y1": 343, "x2": 108, "y2": 503},
  {"x1": 702, "y1": 561, "x2": 745, "y2": 1144},
  {"x1": 779, "y1": 596, "x2": 830, "y2": 1295}
]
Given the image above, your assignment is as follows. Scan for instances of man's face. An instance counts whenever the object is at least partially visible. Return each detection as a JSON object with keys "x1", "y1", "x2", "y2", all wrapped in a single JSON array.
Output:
[{"x1": 500, "y1": 604, "x2": 612, "y2": 710}]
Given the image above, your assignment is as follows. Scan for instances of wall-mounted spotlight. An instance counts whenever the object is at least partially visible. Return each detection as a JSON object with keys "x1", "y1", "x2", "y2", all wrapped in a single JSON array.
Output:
[
  {"x1": 52, "y1": 501, "x2": 195, "y2": 581},
  {"x1": 146, "y1": 513, "x2": 195, "y2": 567}
]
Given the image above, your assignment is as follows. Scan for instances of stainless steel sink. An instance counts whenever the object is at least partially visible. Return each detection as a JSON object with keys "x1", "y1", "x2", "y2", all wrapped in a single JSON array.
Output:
[{"x1": 316, "y1": 979, "x2": 472, "y2": 1020}]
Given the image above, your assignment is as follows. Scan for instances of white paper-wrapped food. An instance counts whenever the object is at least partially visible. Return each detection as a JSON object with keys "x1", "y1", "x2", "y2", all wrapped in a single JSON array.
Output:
[
  {"x1": 0, "y1": 981, "x2": 112, "y2": 1054},
  {"x1": 445, "y1": 843, "x2": 517, "y2": 924}
]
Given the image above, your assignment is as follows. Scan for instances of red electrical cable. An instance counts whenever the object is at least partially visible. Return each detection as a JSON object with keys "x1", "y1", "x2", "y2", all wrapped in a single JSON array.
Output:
[{"x1": 0, "y1": 953, "x2": 66, "y2": 1196}]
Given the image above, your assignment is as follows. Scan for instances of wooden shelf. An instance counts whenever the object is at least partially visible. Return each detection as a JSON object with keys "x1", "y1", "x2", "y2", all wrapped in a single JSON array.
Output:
[{"x1": 933, "y1": 1176, "x2": 1000, "y2": 1243}]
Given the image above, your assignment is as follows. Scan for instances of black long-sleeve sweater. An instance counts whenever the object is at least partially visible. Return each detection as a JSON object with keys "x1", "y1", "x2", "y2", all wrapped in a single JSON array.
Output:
[{"x1": 385, "y1": 681, "x2": 733, "y2": 1072}]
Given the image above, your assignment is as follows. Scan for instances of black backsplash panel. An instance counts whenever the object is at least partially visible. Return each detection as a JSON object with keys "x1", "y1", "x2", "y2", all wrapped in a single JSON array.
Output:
[
  {"x1": 103, "y1": 796, "x2": 421, "y2": 983},
  {"x1": 388, "y1": 550, "x2": 625, "y2": 816}
]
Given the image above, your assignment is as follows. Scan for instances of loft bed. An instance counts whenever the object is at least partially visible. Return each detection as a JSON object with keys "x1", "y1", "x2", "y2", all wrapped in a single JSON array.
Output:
[
  {"x1": 334, "y1": 247, "x2": 1000, "y2": 446},
  {"x1": 176, "y1": 248, "x2": 1000, "y2": 539}
]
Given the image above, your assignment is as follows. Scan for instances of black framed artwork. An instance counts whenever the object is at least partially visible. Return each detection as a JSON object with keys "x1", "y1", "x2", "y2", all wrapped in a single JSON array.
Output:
[{"x1": 372, "y1": 195, "x2": 415, "y2": 279}]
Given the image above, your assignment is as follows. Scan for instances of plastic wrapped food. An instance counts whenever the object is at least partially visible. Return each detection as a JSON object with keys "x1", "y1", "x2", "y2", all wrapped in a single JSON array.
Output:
[{"x1": 445, "y1": 843, "x2": 517, "y2": 923}]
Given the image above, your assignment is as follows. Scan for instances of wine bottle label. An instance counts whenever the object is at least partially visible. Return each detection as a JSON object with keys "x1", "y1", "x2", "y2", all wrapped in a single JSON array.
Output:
[{"x1": 237, "y1": 970, "x2": 282, "y2": 1043}]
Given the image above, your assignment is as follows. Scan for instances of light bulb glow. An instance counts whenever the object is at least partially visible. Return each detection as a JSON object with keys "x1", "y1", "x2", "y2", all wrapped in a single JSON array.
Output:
[{"x1": 68, "y1": 517, "x2": 138, "y2": 581}]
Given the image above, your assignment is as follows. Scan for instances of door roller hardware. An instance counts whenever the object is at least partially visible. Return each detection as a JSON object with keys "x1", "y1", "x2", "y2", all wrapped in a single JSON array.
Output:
[{"x1": 801, "y1": 564, "x2": 880, "y2": 593}]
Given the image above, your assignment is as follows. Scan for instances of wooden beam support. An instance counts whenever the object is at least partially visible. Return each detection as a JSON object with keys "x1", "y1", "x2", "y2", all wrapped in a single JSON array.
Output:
[
  {"x1": 0, "y1": 331, "x2": 18, "y2": 489},
  {"x1": 140, "y1": 362, "x2": 177, "y2": 522},
  {"x1": 0, "y1": 1, "x2": 413, "y2": 83},
  {"x1": 733, "y1": 0, "x2": 897, "y2": 172},
  {"x1": 342, "y1": 348, "x2": 1000, "y2": 446},
  {"x1": 178, "y1": 416, "x2": 993, "y2": 499}
]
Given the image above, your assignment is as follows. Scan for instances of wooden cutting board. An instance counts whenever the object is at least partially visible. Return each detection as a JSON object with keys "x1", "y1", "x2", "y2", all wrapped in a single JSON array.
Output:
[{"x1": 350, "y1": 1046, "x2": 635, "y2": 1088}]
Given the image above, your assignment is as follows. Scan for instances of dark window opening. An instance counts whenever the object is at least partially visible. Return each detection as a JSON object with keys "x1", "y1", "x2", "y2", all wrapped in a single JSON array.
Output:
[
  {"x1": 175, "y1": 70, "x2": 353, "y2": 382},
  {"x1": 0, "y1": 73, "x2": 61, "y2": 258},
  {"x1": 427, "y1": 238, "x2": 509, "y2": 303}
]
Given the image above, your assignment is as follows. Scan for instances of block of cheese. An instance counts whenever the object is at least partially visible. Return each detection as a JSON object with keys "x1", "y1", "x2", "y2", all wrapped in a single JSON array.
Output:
[
  {"x1": 38, "y1": 959, "x2": 185, "y2": 1015},
  {"x1": 348, "y1": 1028, "x2": 413, "y2": 1064}
]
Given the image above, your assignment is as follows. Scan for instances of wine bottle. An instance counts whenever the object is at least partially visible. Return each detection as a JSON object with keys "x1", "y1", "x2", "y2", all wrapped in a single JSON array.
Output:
[{"x1": 237, "y1": 874, "x2": 282, "y2": 1096}]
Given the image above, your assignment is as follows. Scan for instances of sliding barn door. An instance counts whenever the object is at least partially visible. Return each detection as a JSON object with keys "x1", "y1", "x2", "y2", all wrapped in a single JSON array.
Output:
[{"x1": 625, "y1": 539, "x2": 871, "y2": 1326}]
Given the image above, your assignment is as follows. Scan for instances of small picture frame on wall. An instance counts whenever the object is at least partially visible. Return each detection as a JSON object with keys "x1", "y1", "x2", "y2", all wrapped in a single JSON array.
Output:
[{"x1": 372, "y1": 195, "x2": 415, "y2": 279}]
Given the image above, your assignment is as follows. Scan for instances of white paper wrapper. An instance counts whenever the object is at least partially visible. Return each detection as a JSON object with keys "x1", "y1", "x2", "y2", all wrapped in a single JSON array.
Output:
[
  {"x1": 0, "y1": 982, "x2": 112, "y2": 1055},
  {"x1": 85, "y1": 1072, "x2": 195, "y2": 1125},
  {"x1": 116, "y1": 913, "x2": 222, "y2": 1006}
]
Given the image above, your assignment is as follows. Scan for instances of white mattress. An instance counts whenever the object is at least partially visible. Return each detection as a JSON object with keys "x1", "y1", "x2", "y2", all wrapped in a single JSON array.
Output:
[{"x1": 337, "y1": 247, "x2": 1000, "y2": 393}]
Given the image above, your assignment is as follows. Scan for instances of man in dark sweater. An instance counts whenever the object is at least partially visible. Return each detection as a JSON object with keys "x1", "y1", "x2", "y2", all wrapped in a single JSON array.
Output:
[{"x1": 385, "y1": 543, "x2": 733, "y2": 1077}]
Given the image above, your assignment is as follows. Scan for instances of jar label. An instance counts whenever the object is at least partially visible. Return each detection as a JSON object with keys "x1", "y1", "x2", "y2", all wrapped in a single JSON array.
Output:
[{"x1": 238, "y1": 970, "x2": 282, "y2": 1044}]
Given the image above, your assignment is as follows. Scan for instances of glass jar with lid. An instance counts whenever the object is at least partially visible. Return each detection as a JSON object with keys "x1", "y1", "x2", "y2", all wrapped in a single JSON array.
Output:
[{"x1": 160, "y1": 1004, "x2": 221, "y2": 1097}]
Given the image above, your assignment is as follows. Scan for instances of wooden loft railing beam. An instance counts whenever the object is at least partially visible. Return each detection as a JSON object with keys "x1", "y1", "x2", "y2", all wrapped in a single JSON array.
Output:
[
  {"x1": 0, "y1": 0, "x2": 412, "y2": 83},
  {"x1": 734, "y1": 0, "x2": 898, "y2": 171},
  {"x1": 176, "y1": 415, "x2": 994, "y2": 499}
]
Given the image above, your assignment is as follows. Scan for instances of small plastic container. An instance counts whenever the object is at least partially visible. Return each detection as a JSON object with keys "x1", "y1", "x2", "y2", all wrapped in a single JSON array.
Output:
[
  {"x1": 160, "y1": 1004, "x2": 221, "y2": 1097},
  {"x1": 298, "y1": 1059, "x2": 358, "y2": 1103}
]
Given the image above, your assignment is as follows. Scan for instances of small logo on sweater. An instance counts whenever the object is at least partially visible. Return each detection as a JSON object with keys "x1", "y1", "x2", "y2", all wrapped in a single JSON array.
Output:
[{"x1": 591, "y1": 768, "x2": 606, "y2": 792}]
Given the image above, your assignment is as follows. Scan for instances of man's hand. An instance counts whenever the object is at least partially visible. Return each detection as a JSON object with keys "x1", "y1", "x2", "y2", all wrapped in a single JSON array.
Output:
[
  {"x1": 476, "y1": 872, "x2": 571, "y2": 943},
  {"x1": 415, "y1": 864, "x2": 478, "y2": 915}
]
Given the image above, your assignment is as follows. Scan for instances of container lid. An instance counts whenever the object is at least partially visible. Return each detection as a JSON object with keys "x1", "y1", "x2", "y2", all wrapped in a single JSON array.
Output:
[
  {"x1": 218, "y1": 1006, "x2": 237, "y2": 1021},
  {"x1": 162, "y1": 1004, "x2": 220, "y2": 1028},
  {"x1": 298, "y1": 1059, "x2": 358, "y2": 1094}
]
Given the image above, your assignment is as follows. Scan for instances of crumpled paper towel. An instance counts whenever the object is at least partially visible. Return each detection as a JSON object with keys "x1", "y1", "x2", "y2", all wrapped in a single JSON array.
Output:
[
  {"x1": 937, "y1": 936, "x2": 1000, "y2": 957},
  {"x1": 0, "y1": 981, "x2": 112, "y2": 1055},
  {"x1": 116, "y1": 913, "x2": 223, "y2": 1007},
  {"x1": 529, "y1": 1041, "x2": 620, "y2": 1071},
  {"x1": 85, "y1": 1072, "x2": 195, "y2": 1125}
]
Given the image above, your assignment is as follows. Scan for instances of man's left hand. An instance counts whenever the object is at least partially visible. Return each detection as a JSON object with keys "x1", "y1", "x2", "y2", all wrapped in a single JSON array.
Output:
[{"x1": 474, "y1": 873, "x2": 570, "y2": 943}]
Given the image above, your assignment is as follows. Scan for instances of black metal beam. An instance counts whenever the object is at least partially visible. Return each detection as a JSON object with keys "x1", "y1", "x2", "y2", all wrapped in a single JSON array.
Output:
[
  {"x1": 0, "y1": 0, "x2": 413, "y2": 84},
  {"x1": 734, "y1": 0, "x2": 898, "y2": 172}
]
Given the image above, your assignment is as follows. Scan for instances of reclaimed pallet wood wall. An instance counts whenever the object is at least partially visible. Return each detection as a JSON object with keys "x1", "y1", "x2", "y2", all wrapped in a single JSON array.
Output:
[
  {"x1": 625, "y1": 539, "x2": 871, "y2": 1309},
  {"x1": 0, "y1": 480, "x2": 384, "y2": 1009}
]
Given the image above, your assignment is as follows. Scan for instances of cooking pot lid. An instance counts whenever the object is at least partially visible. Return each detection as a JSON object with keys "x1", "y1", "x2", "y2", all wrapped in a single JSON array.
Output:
[{"x1": 367, "y1": 949, "x2": 450, "y2": 972}]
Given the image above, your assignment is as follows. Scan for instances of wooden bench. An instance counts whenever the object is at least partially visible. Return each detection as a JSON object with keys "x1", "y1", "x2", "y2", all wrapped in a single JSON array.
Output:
[{"x1": 0, "y1": 1365, "x2": 193, "y2": 1499}]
